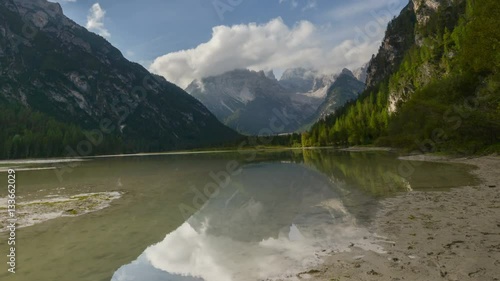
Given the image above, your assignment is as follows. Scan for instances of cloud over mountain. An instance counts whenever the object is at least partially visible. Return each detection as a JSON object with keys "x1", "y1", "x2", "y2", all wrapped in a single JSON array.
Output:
[
  {"x1": 149, "y1": 17, "x2": 380, "y2": 88},
  {"x1": 86, "y1": 3, "x2": 110, "y2": 38}
]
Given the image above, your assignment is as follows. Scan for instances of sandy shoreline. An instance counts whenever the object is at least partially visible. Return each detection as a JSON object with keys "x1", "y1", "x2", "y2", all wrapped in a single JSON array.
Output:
[{"x1": 307, "y1": 155, "x2": 500, "y2": 281}]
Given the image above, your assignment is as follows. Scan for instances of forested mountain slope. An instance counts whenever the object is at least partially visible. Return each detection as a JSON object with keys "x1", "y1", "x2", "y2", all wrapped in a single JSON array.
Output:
[
  {"x1": 0, "y1": 0, "x2": 239, "y2": 159},
  {"x1": 303, "y1": 0, "x2": 499, "y2": 154}
]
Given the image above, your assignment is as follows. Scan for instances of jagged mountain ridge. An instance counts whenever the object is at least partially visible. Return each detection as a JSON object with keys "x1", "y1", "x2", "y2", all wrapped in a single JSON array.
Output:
[
  {"x1": 0, "y1": 0, "x2": 239, "y2": 154},
  {"x1": 353, "y1": 63, "x2": 369, "y2": 84},
  {"x1": 186, "y1": 67, "x2": 367, "y2": 135},
  {"x1": 186, "y1": 69, "x2": 321, "y2": 135},
  {"x1": 278, "y1": 67, "x2": 347, "y2": 99},
  {"x1": 279, "y1": 67, "x2": 321, "y2": 93},
  {"x1": 313, "y1": 69, "x2": 366, "y2": 120}
]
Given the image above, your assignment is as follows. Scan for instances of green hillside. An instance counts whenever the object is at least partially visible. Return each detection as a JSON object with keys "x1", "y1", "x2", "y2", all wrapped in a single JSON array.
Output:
[{"x1": 303, "y1": 0, "x2": 499, "y2": 154}]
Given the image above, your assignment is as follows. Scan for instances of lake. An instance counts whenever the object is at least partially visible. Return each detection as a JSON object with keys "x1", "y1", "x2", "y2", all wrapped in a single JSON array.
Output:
[{"x1": 0, "y1": 149, "x2": 478, "y2": 281}]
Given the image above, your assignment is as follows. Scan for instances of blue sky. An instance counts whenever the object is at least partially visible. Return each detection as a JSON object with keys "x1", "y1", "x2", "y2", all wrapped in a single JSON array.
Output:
[{"x1": 53, "y1": 0, "x2": 407, "y2": 87}]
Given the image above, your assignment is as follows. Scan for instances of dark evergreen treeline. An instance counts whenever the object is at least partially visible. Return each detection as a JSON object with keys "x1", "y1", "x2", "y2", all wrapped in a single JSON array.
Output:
[{"x1": 0, "y1": 104, "x2": 123, "y2": 159}]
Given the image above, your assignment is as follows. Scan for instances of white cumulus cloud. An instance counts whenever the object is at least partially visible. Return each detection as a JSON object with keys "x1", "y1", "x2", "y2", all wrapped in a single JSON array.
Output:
[
  {"x1": 85, "y1": 3, "x2": 110, "y2": 38},
  {"x1": 149, "y1": 18, "x2": 381, "y2": 88}
]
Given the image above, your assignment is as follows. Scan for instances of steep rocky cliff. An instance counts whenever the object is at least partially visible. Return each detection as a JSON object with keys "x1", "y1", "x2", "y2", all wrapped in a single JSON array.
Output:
[
  {"x1": 365, "y1": 0, "x2": 462, "y2": 89},
  {"x1": 304, "y1": 0, "x2": 499, "y2": 153},
  {"x1": 0, "y1": 0, "x2": 239, "y2": 155},
  {"x1": 365, "y1": 2, "x2": 417, "y2": 89}
]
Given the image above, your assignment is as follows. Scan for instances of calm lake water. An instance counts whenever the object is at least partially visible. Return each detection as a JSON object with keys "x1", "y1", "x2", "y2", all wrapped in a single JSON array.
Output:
[{"x1": 0, "y1": 149, "x2": 478, "y2": 281}]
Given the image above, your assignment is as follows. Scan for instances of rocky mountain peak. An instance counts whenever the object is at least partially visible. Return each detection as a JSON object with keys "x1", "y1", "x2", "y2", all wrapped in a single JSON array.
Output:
[
  {"x1": 411, "y1": 0, "x2": 450, "y2": 25},
  {"x1": 279, "y1": 67, "x2": 319, "y2": 93},
  {"x1": 310, "y1": 74, "x2": 336, "y2": 93},
  {"x1": 264, "y1": 70, "x2": 276, "y2": 80},
  {"x1": 186, "y1": 68, "x2": 322, "y2": 134},
  {"x1": 341, "y1": 68, "x2": 355, "y2": 78},
  {"x1": 280, "y1": 67, "x2": 316, "y2": 80},
  {"x1": 308, "y1": 68, "x2": 365, "y2": 121},
  {"x1": 365, "y1": 2, "x2": 417, "y2": 88},
  {"x1": 0, "y1": 0, "x2": 239, "y2": 151},
  {"x1": 9, "y1": 0, "x2": 63, "y2": 21}
]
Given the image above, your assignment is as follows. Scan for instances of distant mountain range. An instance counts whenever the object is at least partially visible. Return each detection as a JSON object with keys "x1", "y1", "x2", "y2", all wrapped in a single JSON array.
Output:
[
  {"x1": 0, "y1": 0, "x2": 239, "y2": 158},
  {"x1": 309, "y1": 69, "x2": 366, "y2": 121},
  {"x1": 186, "y1": 67, "x2": 367, "y2": 135}
]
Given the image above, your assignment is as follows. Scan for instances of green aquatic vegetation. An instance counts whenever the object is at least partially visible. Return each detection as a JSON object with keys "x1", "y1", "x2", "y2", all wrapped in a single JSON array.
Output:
[{"x1": 65, "y1": 209, "x2": 78, "y2": 215}]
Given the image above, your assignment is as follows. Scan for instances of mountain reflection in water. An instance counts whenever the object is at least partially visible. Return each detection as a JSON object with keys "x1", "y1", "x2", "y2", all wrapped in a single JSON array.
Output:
[
  {"x1": 0, "y1": 149, "x2": 477, "y2": 281},
  {"x1": 111, "y1": 162, "x2": 384, "y2": 281}
]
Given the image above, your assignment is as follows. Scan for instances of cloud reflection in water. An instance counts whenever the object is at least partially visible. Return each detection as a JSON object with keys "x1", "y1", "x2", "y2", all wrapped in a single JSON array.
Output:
[{"x1": 111, "y1": 163, "x2": 384, "y2": 281}]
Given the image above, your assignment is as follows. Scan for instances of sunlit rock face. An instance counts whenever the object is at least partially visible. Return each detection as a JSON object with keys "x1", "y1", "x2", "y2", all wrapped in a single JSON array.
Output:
[
  {"x1": 312, "y1": 69, "x2": 365, "y2": 120},
  {"x1": 412, "y1": 0, "x2": 454, "y2": 25},
  {"x1": 111, "y1": 163, "x2": 385, "y2": 281}
]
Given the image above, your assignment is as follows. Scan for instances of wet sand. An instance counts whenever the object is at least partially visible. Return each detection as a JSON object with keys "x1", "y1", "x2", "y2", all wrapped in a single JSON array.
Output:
[
  {"x1": 308, "y1": 155, "x2": 500, "y2": 281},
  {"x1": 0, "y1": 191, "x2": 122, "y2": 232}
]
